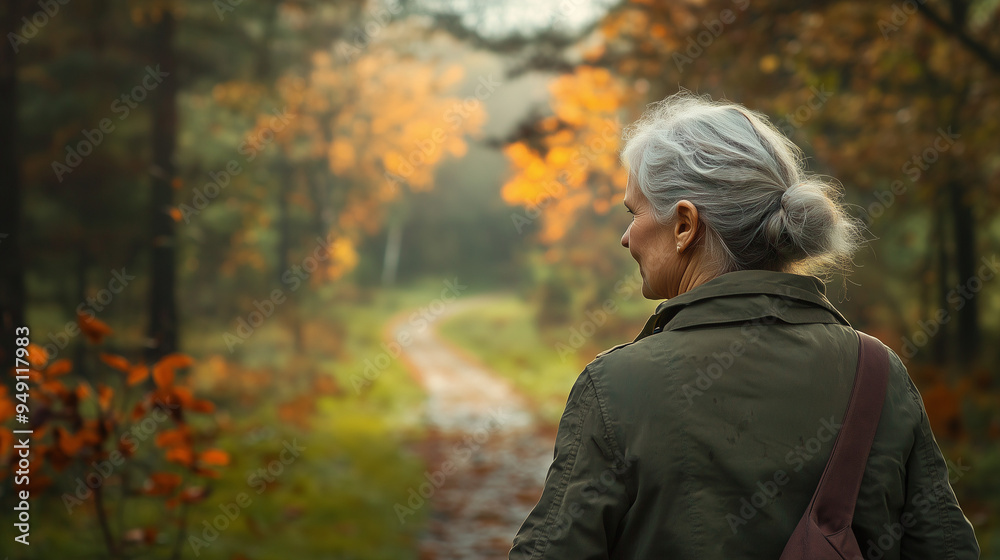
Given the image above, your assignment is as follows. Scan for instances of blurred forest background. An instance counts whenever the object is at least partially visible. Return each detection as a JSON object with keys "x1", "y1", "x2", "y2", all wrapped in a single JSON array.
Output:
[{"x1": 1, "y1": 0, "x2": 998, "y2": 558}]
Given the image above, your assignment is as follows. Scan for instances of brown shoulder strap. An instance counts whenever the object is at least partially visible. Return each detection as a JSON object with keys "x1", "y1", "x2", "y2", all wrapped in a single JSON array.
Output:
[{"x1": 807, "y1": 330, "x2": 890, "y2": 533}]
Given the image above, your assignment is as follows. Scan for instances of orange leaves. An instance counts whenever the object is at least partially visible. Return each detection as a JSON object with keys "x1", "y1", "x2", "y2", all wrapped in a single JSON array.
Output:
[
  {"x1": 153, "y1": 353, "x2": 194, "y2": 389},
  {"x1": 0, "y1": 427, "x2": 13, "y2": 460},
  {"x1": 77, "y1": 312, "x2": 112, "y2": 344},
  {"x1": 26, "y1": 343, "x2": 49, "y2": 369},
  {"x1": 189, "y1": 398, "x2": 215, "y2": 413},
  {"x1": 94, "y1": 350, "x2": 192, "y2": 391},
  {"x1": 922, "y1": 378, "x2": 971, "y2": 439},
  {"x1": 166, "y1": 447, "x2": 195, "y2": 467},
  {"x1": 45, "y1": 359, "x2": 73, "y2": 377},
  {"x1": 159, "y1": 353, "x2": 195, "y2": 371},
  {"x1": 1, "y1": 322, "x2": 227, "y2": 557},
  {"x1": 55, "y1": 426, "x2": 88, "y2": 457},
  {"x1": 128, "y1": 364, "x2": 150, "y2": 386},
  {"x1": 101, "y1": 353, "x2": 131, "y2": 373},
  {"x1": 199, "y1": 449, "x2": 230, "y2": 466},
  {"x1": 158, "y1": 427, "x2": 197, "y2": 468},
  {"x1": 156, "y1": 427, "x2": 190, "y2": 449},
  {"x1": 154, "y1": 365, "x2": 175, "y2": 389},
  {"x1": 97, "y1": 384, "x2": 114, "y2": 412},
  {"x1": 144, "y1": 472, "x2": 182, "y2": 496},
  {"x1": 41, "y1": 379, "x2": 69, "y2": 400}
]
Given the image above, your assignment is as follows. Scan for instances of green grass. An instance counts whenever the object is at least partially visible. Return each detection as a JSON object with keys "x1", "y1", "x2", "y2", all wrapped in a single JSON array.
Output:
[
  {"x1": 437, "y1": 294, "x2": 651, "y2": 425},
  {"x1": 8, "y1": 281, "x2": 454, "y2": 560}
]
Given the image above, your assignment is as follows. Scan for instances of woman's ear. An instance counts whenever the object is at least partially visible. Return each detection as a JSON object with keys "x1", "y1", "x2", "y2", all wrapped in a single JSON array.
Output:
[{"x1": 673, "y1": 200, "x2": 700, "y2": 253}]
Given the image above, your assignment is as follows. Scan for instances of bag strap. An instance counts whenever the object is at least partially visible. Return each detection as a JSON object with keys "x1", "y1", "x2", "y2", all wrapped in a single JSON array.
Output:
[{"x1": 806, "y1": 330, "x2": 890, "y2": 534}]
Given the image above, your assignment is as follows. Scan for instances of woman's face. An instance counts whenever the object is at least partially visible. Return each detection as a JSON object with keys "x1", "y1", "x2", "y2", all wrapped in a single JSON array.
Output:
[{"x1": 621, "y1": 179, "x2": 681, "y2": 299}]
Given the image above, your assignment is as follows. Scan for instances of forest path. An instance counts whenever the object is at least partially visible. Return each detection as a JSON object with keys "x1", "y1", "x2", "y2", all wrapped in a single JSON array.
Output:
[{"x1": 391, "y1": 296, "x2": 553, "y2": 560}]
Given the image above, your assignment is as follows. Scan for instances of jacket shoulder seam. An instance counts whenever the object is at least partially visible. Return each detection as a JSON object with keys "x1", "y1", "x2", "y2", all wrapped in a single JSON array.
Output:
[{"x1": 524, "y1": 373, "x2": 598, "y2": 559}]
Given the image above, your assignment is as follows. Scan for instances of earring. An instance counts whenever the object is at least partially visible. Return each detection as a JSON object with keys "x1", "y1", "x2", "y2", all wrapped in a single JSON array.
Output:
[{"x1": 677, "y1": 243, "x2": 682, "y2": 252}]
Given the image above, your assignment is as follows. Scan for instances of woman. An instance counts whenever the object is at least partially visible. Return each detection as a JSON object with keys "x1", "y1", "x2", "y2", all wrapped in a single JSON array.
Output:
[{"x1": 508, "y1": 93, "x2": 979, "y2": 559}]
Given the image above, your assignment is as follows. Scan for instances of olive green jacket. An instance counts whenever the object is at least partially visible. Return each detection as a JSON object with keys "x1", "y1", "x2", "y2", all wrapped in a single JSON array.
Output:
[{"x1": 510, "y1": 270, "x2": 979, "y2": 559}]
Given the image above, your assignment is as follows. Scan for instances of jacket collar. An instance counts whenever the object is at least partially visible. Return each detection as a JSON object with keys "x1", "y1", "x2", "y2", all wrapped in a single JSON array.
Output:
[{"x1": 634, "y1": 270, "x2": 850, "y2": 342}]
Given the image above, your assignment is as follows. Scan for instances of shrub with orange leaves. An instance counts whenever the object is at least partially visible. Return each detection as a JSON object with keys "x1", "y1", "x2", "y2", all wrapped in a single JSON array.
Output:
[{"x1": 0, "y1": 314, "x2": 226, "y2": 558}]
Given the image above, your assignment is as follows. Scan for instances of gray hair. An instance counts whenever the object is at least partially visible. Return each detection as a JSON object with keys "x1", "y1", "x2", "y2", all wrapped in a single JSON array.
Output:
[{"x1": 620, "y1": 91, "x2": 863, "y2": 278}]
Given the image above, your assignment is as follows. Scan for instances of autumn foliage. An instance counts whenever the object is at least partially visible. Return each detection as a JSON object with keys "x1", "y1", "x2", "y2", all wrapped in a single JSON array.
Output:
[{"x1": 0, "y1": 315, "x2": 225, "y2": 557}]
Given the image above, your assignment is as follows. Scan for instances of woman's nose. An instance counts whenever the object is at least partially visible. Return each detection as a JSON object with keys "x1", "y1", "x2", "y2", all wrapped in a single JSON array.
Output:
[{"x1": 621, "y1": 224, "x2": 630, "y2": 248}]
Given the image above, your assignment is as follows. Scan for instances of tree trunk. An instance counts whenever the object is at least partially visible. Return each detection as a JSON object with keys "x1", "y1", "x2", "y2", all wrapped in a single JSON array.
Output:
[
  {"x1": 0, "y1": 0, "x2": 27, "y2": 367},
  {"x1": 381, "y1": 218, "x2": 404, "y2": 287},
  {"x1": 933, "y1": 208, "x2": 951, "y2": 365},
  {"x1": 146, "y1": 9, "x2": 179, "y2": 362},
  {"x1": 947, "y1": 179, "x2": 979, "y2": 365}
]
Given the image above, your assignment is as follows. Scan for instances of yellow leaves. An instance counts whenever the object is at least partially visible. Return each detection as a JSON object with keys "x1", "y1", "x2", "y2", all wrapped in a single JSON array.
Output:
[
  {"x1": 500, "y1": 65, "x2": 630, "y2": 245},
  {"x1": 759, "y1": 54, "x2": 780, "y2": 74},
  {"x1": 211, "y1": 81, "x2": 266, "y2": 111},
  {"x1": 445, "y1": 137, "x2": 467, "y2": 158},
  {"x1": 550, "y1": 66, "x2": 628, "y2": 127},
  {"x1": 316, "y1": 46, "x2": 486, "y2": 215},
  {"x1": 438, "y1": 64, "x2": 465, "y2": 89},
  {"x1": 326, "y1": 238, "x2": 359, "y2": 281},
  {"x1": 546, "y1": 146, "x2": 575, "y2": 168},
  {"x1": 329, "y1": 139, "x2": 356, "y2": 175}
]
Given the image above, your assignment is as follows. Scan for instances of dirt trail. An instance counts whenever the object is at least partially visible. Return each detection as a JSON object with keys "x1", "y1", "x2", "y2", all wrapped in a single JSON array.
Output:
[{"x1": 392, "y1": 297, "x2": 554, "y2": 560}]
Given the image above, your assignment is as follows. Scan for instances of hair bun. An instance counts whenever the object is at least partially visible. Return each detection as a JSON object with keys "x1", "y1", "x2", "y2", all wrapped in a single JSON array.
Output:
[{"x1": 765, "y1": 179, "x2": 846, "y2": 262}]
